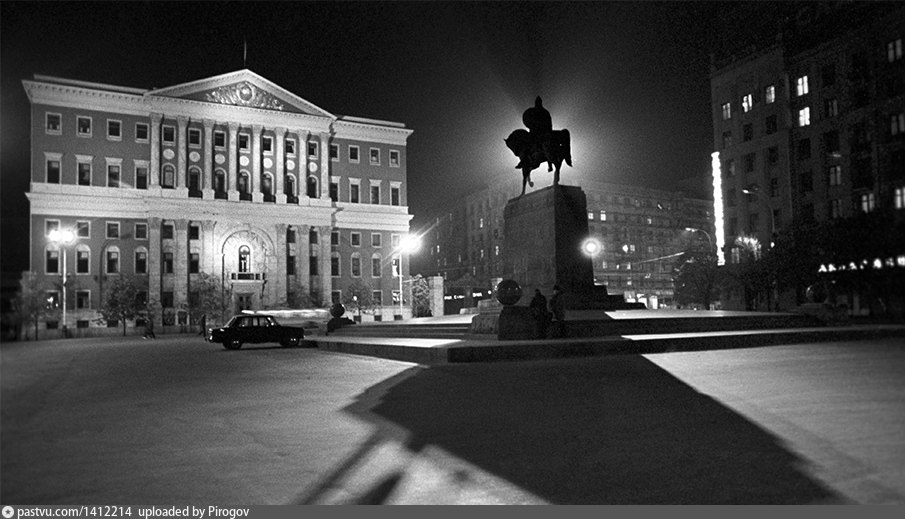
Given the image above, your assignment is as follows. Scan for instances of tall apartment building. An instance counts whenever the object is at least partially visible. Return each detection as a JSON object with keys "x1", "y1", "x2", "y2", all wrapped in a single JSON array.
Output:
[
  {"x1": 421, "y1": 175, "x2": 713, "y2": 310},
  {"x1": 711, "y1": 4, "x2": 904, "y2": 311},
  {"x1": 24, "y1": 70, "x2": 414, "y2": 336}
]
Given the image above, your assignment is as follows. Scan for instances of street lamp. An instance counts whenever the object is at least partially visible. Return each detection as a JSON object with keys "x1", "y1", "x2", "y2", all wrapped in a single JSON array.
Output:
[
  {"x1": 684, "y1": 227, "x2": 714, "y2": 252},
  {"x1": 48, "y1": 228, "x2": 76, "y2": 336},
  {"x1": 395, "y1": 234, "x2": 421, "y2": 315},
  {"x1": 742, "y1": 184, "x2": 776, "y2": 244}
]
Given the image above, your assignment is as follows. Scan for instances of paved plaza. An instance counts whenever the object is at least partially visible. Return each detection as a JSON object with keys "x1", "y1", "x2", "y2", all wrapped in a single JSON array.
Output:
[{"x1": 2, "y1": 332, "x2": 904, "y2": 504}]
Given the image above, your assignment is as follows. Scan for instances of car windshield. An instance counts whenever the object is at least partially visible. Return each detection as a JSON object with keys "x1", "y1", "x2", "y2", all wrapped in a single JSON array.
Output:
[{"x1": 225, "y1": 316, "x2": 243, "y2": 327}]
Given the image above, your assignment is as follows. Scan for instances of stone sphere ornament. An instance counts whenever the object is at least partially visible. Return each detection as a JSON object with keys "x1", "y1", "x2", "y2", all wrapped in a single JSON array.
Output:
[
  {"x1": 330, "y1": 303, "x2": 346, "y2": 318},
  {"x1": 495, "y1": 279, "x2": 523, "y2": 306}
]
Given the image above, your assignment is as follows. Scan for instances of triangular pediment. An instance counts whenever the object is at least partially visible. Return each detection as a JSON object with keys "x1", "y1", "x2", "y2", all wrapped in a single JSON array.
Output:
[{"x1": 146, "y1": 70, "x2": 334, "y2": 118}]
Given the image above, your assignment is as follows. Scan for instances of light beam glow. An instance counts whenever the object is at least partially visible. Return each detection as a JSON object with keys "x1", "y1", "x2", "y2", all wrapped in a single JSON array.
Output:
[{"x1": 711, "y1": 152, "x2": 726, "y2": 265}]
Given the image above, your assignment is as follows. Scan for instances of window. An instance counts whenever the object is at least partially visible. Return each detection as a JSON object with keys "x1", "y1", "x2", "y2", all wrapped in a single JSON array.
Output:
[
  {"x1": 769, "y1": 177, "x2": 779, "y2": 197},
  {"x1": 238, "y1": 134, "x2": 249, "y2": 150},
  {"x1": 588, "y1": 211, "x2": 595, "y2": 220},
  {"x1": 161, "y1": 224, "x2": 174, "y2": 239},
  {"x1": 214, "y1": 131, "x2": 226, "y2": 148},
  {"x1": 744, "y1": 153, "x2": 755, "y2": 173},
  {"x1": 135, "y1": 223, "x2": 148, "y2": 240},
  {"x1": 742, "y1": 94, "x2": 753, "y2": 113},
  {"x1": 371, "y1": 233, "x2": 382, "y2": 247},
  {"x1": 721, "y1": 102, "x2": 731, "y2": 120},
  {"x1": 600, "y1": 210, "x2": 607, "y2": 221},
  {"x1": 372, "y1": 254, "x2": 382, "y2": 277},
  {"x1": 722, "y1": 131, "x2": 733, "y2": 149},
  {"x1": 161, "y1": 291, "x2": 174, "y2": 308},
  {"x1": 828, "y1": 199, "x2": 842, "y2": 219},
  {"x1": 46, "y1": 113, "x2": 61, "y2": 134},
  {"x1": 135, "y1": 164, "x2": 148, "y2": 189},
  {"x1": 329, "y1": 178, "x2": 339, "y2": 201},
  {"x1": 262, "y1": 135, "x2": 272, "y2": 153},
  {"x1": 824, "y1": 131, "x2": 840, "y2": 154},
  {"x1": 372, "y1": 291, "x2": 383, "y2": 306},
  {"x1": 351, "y1": 232, "x2": 361, "y2": 247},
  {"x1": 76, "y1": 221, "x2": 90, "y2": 238},
  {"x1": 743, "y1": 123, "x2": 753, "y2": 142},
  {"x1": 798, "y1": 107, "x2": 811, "y2": 127},
  {"x1": 895, "y1": 187, "x2": 905, "y2": 209},
  {"x1": 45, "y1": 219, "x2": 60, "y2": 236},
  {"x1": 189, "y1": 253, "x2": 200, "y2": 274},
  {"x1": 891, "y1": 113, "x2": 905, "y2": 136},
  {"x1": 286, "y1": 254, "x2": 296, "y2": 275},
  {"x1": 310, "y1": 254, "x2": 319, "y2": 276},
  {"x1": 889, "y1": 38, "x2": 903, "y2": 62},
  {"x1": 351, "y1": 254, "x2": 361, "y2": 277},
  {"x1": 331, "y1": 253, "x2": 340, "y2": 277},
  {"x1": 310, "y1": 229, "x2": 318, "y2": 244},
  {"x1": 370, "y1": 183, "x2": 380, "y2": 204},
  {"x1": 107, "y1": 120, "x2": 122, "y2": 140},
  {"x1": 237, "y1": 171, "x2": 249, "y2": 194},
  {"x1": 767, "y1": 146, "x2": 778, "y2": 165},
  {"x1": 861, "y1": 193, "x2": 876, "y2": 213},
  {"x1": 77, "y1": 156, "x2": 92, "y2": 186},
  {"x1": 797, "y1": 138, "x2": 811, "y2": 160},
  {"x1": 821, "y1": 64, "x2": 836, "y2": 87},
  {"x1": 765, "y1": 85, "x2": 776, "y2": 104},
  {"x1": 136, "y1": 123, "x2": 149, "y2": 142},
  {"x1": 162, "y1": 165, "x2": 175, "y2": 188},
  {"x1": 162, "y1": 251, "x2": 174, "y2": 274},
  {"x1": 389, "y1": 150, "x2": 400, "y2": 167},
  {"x1": 106, "y1": 248, "x2": 120, "y2": 274},
  {"x1": 349, "y1": 145, "x2": 360, "y2": 163},
  {"x1": 331, "y1": 231, "x2": 339, "y2": 246},
  {"x1": 390, "y1": 184, "x2": 401, "y2": 206},
  {"x1": 45, "y1": 247, "x2": 60, "y2": 274},
  {"x1": 392, "y1": 234, "x2": 400, "y2": 248},
  {"x1": 46, "y1": 155, "x2": 61, "y2": 183},
  {"x1": 189, "y1": 224, "x2": 200, "y2": 240},
  {"x1": 308, "y1": 141, "x2": 318, "y2": 158},
  {"x1": 162, "y1": 125, "x2": 175, "y2": 144},
  {"x1": 330, "y1": 143, "x2": 339, "y2": 161},
  {"x1": 106, "y1": 222, "x2": 120, "y2": 239},
  {"x1": 825, "y1": 98, "x2": 838, "y2": 118},
  {"x1": 369, "y1": 148, "x2": 380, "y2": 165},
  {"x1": 77, "y1": 116, "x2": 92, "y2": 136},
  {"x1": 76, "y1": 290, "x2": 91, "y2": 310},
  {"x1": 828, "y1": 165, "x2": 842, "y2": 186},
  {"x1": 799, "y1": 171, "x2": 813, "y2": 193},
  {"x1": 107, "y1": 163, "x2": 121, "y2": 188},
  {"x1": 189, "y1": 128, "x2": 201, "y2": 147},
  {"x1": 796, "y1": 75, "x2": 809, "y2": 96},
  {"x1": 765, "y1": 115, "x2": 777, "y2": 135},
  {"x1": 350, "y1": 182, "x2": 360, "y2": 203},
  {"x1": 285, "y1": 139, "x2": 295, "y2": 155},
  {"x1": 135, "y1": 250, "x2": 147, "y2": 274},
  {"x1": 724, "y1": 159, "x2": 735, "y2": 177},
  {"x1": 726, "y1": 188, "x2": 737, "y2": 208}
]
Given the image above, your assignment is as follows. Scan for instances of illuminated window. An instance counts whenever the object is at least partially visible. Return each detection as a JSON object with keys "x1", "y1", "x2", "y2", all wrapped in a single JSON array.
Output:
[
  {"x1": 824, "y1": 98, "x2": 838, "y2": 117},
  {"x1": 796, "y1": 75, "x2": 809, "y2": 96},
  {"x1": 238, "y1": 246, "x2": 250, "y2": 273},
  {"x1": 889, "y1": 39, "x2": 903, "y2": 62},
  {"x1": 721, "y1": 102, "x2": 731, "y2": 120},
  {"x1": 389, "y1": 150, "x2": 400, "y2": 167},
  {"x1": 828, "y1": 165, "x2": 842, "y2": 186},
  {"x1": 106, "y1": 247, "x2": 120, "y2": 274},
  {"x1": 891, "y1": 113, "x2": 905, "y2": 136},
  {"x1": 77, "y1": 116, "x2": 92, "y2": 137},
  {"x1": 861, "y1": 193, "x2": 876, "y2": 213},
  {"x1": 46, "y1": 113, "x2": 61, "y2": 134},
  {"x1": 742, "y1": 94, "x2": 753, "y2": 113},
  {"x1": 600, "y1": 211, "x2": 607, "y2": 221},
  {"x1": 765, "y1": 85, "x2": 775, "y2": 104},
  {"x1": 798, "y1": 107, "x2": 811, "y2": 127},
  {"x1": 829, "y1": 199, "x2": 843, "y2": 219},
  {"x1": 895, "y1": 187, "x2": 905, "y2": 209}
]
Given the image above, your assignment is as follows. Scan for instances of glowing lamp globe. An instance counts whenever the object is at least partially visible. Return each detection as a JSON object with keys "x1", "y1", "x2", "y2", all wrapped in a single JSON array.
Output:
[{"x1": 495, "y1": 279, "x2": 523, "y2": 306}]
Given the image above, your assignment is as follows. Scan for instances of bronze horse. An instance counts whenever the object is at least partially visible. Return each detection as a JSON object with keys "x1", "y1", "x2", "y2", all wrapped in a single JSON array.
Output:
[{"x1": 505, "y1": 128, "x2": 572, "y2": 196}]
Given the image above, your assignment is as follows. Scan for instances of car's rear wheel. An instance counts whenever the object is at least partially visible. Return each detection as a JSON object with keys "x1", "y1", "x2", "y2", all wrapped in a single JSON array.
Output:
[
  {"x1": 224, "y1": 338, "x2": 242, "y2": 350},
  {"x1": 282, "y1": 336, "x2": 301, "y2": 348}
]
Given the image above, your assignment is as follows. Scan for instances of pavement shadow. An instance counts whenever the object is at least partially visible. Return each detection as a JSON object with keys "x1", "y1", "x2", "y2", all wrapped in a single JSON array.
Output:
[{"x1": 338, "y1": 356, "x2": 842, "y2": 504}]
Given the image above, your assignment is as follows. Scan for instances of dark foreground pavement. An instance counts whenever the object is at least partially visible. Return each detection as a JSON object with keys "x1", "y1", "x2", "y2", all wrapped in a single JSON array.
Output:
[{"x1": 2, "y1": 334, "x2": 904, "y2": 504}]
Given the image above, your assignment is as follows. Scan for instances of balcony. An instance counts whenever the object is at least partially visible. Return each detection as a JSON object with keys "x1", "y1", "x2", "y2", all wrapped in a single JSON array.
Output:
[{"x1": 230, "y1": 272, "x2": 266, "y2": 281}]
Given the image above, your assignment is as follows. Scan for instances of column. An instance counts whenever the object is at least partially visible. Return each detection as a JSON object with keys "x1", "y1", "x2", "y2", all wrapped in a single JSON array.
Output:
[
  {"x1": 174, "y1": 219, "x2": 189, "y2": 309},
  {"x1": 202, "y1": 120, "x2": 214, "y2": 199},
  {"x1": 148, "y1": 218, "x2": 162, "y2": 326},
  {"x1": 274, "y1": 127, "x2": 287, "y2": 204},
  {"x1": 176, "y1": 116, "x2": 189, "y2": 196},
  {"x1": 227, "y1": 122, "x2": 239, "y2": 201},
  {"x1": 149, "y1": 114, "x2": 162, "y2": 188},
  {"x1": 298, "y1": 225, "x2": 310, "y2": 301},
  {"x1": 299, "y1": 130, "x2": 310, "y2": 197},
  {"x1": 318, "y1": 226, "x2": 332, "y2": 305},
  {"x1": 252, "y1": 125, "x2": 263, "y2": 203},
  {"x1": 275, "y1": 224, "x2": 287, "y2": 306},
  {"x1": 202, "y1": 220, "x2": 215, "y2": 274},
  {"x1": 319, "y1": 132, "x2": 331, "y2": 199}
]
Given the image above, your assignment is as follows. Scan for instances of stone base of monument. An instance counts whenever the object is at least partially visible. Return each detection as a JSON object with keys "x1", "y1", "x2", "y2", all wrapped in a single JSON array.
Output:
[{"x1": 497, "y1": 306, "x2": 543, "y2": 340}]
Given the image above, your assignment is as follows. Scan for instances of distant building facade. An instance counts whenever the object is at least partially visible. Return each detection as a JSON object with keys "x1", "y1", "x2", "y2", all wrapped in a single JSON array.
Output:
[
  {"x1": 710, "y1": 4, "x2": 905, "y2": 312},
  {"x1": 421, "y1": 176, "x2": 714, "y2": 311},
  {"x1": 24, "y1": 70, "x2": 413, "y2": 337}
]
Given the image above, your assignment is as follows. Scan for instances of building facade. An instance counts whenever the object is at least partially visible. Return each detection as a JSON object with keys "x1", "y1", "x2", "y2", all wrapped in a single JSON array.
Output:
[
  {"x1": 24, "y1": 70, "x2": 414, "y2": 335},
  {"x1": 422, "y1": 176, "x2": 714, "y2": 310},
  {"x1": 711, "y1": 4, "x2": 905, "y2": 312}
]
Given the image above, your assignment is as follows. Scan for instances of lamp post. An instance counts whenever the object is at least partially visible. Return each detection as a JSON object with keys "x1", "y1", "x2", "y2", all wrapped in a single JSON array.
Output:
[
  {"x1": 684, "y1": 227, "x2": 714, "y2": 252},
  {"x1": 48, "y1": 228, "x2": 76, "y2": 336},
  {"x1": 742, "y1": 185, "x2": 776, "y2": 245},
  {"x1": 395, "y1": 234, "x2": 421, "y2": 315}
]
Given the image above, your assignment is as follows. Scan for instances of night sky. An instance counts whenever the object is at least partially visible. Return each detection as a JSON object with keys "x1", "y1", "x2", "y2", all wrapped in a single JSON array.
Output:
[{"x1": 0, "y1": 1, "x2": 784, "y2": 274}]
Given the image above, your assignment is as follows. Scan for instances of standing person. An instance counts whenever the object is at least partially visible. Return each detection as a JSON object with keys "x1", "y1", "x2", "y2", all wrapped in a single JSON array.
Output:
[
  {"x1": 529, "y1": 289, "x2": 550, "y2": 338},
  {"x1": 198, "y1": 314, "x2": 207, "y2": 336},
  {"x1": 143, "y1": 315, "x2": 156, "y2": 339},
  {"x1": 549, "y1": 285, "x2": 565, "y2": 338}
]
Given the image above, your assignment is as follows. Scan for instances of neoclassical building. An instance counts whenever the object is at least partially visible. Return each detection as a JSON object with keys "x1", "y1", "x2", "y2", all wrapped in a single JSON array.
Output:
[{"x1": 24, "y1": 70, "x2": 414, "y2": 333}]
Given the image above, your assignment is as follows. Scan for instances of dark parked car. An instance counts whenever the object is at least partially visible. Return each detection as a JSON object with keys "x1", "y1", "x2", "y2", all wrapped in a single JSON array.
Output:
[{"x1": 208, "y1": 314, "x2": 306, "y2": 350}]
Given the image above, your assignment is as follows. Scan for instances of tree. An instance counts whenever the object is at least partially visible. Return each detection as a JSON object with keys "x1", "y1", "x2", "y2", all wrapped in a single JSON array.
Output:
[
  {"x1": 410, "y1": 274, "x2": 432, "y2": 317},
  {"x1": 672, "y1": 249, "x2": 718, "y2": 309},
  {"x1": 15, "y1": 271, "x2": 49, "y2": 341},
  {"x1": 342, "y1": 281, "x2": 374, "y2": 319},
  {"x1": 188, "y1": 272, "x2": 230, "y2": 325},
  {"x1": 97, "y1": 276, "x2": 143, "y2": 336}
]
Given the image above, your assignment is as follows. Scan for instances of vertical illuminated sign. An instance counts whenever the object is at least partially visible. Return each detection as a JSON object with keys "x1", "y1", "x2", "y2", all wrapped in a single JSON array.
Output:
[{"x1": 711, "y1": 152, "x2": 726, "y2": 266}]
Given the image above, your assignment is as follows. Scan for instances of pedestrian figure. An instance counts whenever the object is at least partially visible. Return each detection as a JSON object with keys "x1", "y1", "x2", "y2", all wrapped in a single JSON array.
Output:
[
  {"x1": 143, "y1": 316, "x2": 156, "y2": 339},
  {"x1": 198, "y1": 314, "x2": 207, "y2": 336},
  {"x1": 529, "y1": 289, "x2": 550, "y2": 338},
  {"x1": 549, "y1": 285, "x2": 566, "y2": 338}
]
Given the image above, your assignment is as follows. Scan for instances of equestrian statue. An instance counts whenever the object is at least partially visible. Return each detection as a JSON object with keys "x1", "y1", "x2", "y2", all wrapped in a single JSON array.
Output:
[{"x1": 505, "y1": 97, "x2": 573, "y2": 196}]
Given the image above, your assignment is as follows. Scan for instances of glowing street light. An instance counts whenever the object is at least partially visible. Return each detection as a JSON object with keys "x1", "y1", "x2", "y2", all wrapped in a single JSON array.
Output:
[
  {"x1": 582, "y1": 237, "x2": 601, "y2": 257},
  {"x1": 684, "y1": 227, "x2": 714, "y2": 251},
  {"x1": 395, "y1": 234, "x2": 421, "y2": 315},
  {"x1": 48, "y1": 228, "x2": 76, "y2": 336}
]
